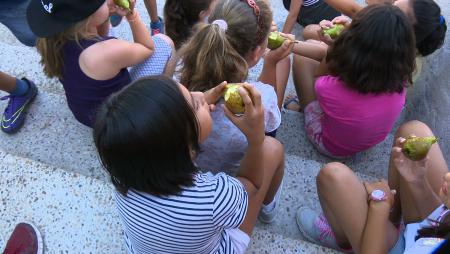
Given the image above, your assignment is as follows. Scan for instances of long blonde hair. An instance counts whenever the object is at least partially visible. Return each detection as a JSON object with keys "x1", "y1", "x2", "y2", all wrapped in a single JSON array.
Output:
[
  {"x1": 179, "y1": 0, "x2": 272, "y2": 91},
  {"x1": 36, "y1": 20, "x2": 96, "y2": 79}
]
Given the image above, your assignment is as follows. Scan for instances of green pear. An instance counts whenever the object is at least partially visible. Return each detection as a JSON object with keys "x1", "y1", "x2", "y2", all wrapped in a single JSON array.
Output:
[
  {"x1": 267, "y1": 32, "x2": 286, "y2": 50},
  {"x1": 402, "y1": 136, "x2": 438, "y2": 161},
  {"x1": 322, "y1": 24, "x2": 345, "y2": 39},
  {"x1": 224, "y1": 83, "x2": 246, "y2": 114},
  {"x1": 114, "y1": 0, "x2": 130, "y2": 10}
]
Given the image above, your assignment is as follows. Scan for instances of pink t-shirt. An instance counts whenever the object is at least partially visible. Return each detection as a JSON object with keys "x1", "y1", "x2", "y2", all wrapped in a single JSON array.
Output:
[{"x1": 316, "y1": 75, "x2": 406, "y2": 156}]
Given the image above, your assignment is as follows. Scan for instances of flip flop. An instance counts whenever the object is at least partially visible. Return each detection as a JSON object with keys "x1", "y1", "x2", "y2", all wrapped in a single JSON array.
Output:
[{"x1": 283, "y1": 96, "x2": 301, "y2": 112}]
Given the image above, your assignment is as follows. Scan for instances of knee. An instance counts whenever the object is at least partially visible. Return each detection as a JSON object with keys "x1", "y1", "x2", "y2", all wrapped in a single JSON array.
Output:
[
  {"x1": 303, "y1": 25, "x2": 320, "y2": 40},
  {"x1": 263, "y1": 136, "x2": 284, "y2": 159},
  {"x1": 317, "y1": 162, "x2": 353, "y2": 189},
  {"x1": 396, "y1": 120, "x2": 434, "y2": 138},
  {"x1": 154, "y1": 34, "x2": 175, "y2": 50}
]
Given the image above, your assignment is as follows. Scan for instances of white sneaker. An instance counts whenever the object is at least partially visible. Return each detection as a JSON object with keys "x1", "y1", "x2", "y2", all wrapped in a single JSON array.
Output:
[{"x1": 258, "y1": 180, "x2": 283, "y2": 224}]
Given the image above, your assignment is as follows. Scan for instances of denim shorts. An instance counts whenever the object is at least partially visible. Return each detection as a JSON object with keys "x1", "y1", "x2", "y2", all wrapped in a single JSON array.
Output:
[{"x1": 0, "y1": 0, "x2": 36, "y2": 47}]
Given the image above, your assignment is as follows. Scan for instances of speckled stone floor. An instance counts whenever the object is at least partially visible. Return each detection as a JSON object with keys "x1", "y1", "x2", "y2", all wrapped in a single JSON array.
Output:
[{"x1": 0, "y1": 0, "x2": 448, "y2": 253}]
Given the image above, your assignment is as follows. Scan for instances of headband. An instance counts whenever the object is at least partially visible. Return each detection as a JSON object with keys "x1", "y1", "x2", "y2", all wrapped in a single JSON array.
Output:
[
  {"x1": 440, "y1": 15, "x2": 446, "y2": 26},
  {"x1": 241, "y1": 0, "x2": 264, "y2": 42}
]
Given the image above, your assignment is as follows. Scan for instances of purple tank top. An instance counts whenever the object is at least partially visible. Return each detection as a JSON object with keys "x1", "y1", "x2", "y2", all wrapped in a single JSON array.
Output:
[{"x1": 60, "y1": 36, "x2": 131, "y2": 127}]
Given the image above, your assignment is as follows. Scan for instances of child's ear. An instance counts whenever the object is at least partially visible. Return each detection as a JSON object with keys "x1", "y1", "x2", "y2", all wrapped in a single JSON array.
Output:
[{"x1": 248, "y1": 45, "x2": 265, "y2": 63}]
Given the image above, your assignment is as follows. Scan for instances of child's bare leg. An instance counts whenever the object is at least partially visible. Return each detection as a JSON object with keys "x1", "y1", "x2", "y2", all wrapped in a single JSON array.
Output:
[
  {"x1": 303, "y1": 24, "x2": 322, "y2": 41},
  {"x1": 0, "y1": 72, "x2": 17, "y2": 92},
  {"x1": 275, "y1": 56, "x2": 291, "y2": 108},
  {"x1": 144, "y1": 0, "x2": 159, "y2": 23},
  {"x1": 292, "y1": 55, "x2": 319, "y2": 108},
  {"x1": 317, "y1": 162, "x2": 398, "y2": 252},
  {"x1": 239, "y1": 137, "x2": 284, "y2": 235},
  {"x1": 388, "y1": 120, "x2": 449, "y2": 224}
]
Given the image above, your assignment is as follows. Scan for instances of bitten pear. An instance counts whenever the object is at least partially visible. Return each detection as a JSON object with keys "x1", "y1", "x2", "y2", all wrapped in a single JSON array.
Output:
[
  {"x1": 402, "y1": 136, "x2": 438, "y2": 161},
  {"x1": 267, "y1": 32, "x2": 286, "y2": 50},
  {"x1": 114, "y1": 0, "x2": 130, "y2": 10},
  {"x1": 224, "y1": 83, "x2": 246, "y2": 114},
  {"x1": 322, "y1": 24, "x2": 345, "y2": 39}
]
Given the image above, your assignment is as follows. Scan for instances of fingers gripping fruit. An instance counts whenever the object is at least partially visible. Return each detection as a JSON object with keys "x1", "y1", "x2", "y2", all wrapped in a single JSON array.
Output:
[
  {"x1": 268, "y1": 32, "x2": 287, "y2": 50},
  {"x1": 224, "y1": 83, "x2": 247, "y2": 114},
  {"x1": 114, "y1": 0, "x2": 130, "y2": 10},
  {"x1": 402, "y1": 136, "x2": 438, "y2": 161},
  {"x1": 322, "y1": 24, "x2": 345, "y2": 39}
]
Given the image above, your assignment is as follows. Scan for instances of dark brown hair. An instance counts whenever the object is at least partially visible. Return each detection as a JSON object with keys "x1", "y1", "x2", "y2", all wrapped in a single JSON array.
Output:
[
  {"x1": 94, "y1": 76, "x2": 200, "y2": 196},
  {"x1": 411, "y1": 0, "x2": 447, "y2": 56},
  {"x1": 164, "y1": 0, "x2": 215, "y2": 50},
  {"x1": 178, "y1": 0, "x2": 272, "y2": 91},
  {"x1": 416, "y1": 220, "x2": 450, "y2": 241},
  {"x1": 327, "y1": 4, "x2": 416, "y2": 94}
]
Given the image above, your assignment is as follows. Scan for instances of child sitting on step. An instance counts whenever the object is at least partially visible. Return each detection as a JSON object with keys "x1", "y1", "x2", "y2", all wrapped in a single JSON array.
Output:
[
  {"x1": 177, "y1": 0, "x2": 293, "y2": 174},
  {"x1": 94, "y1": 76, "x2": 285, "y2": 253},
  {"x1": 296, "y1": 120, "x2": 450, "y2": 253},
  {"x1": 27, "y1": 0, "x2": 173, "y2": 127},
  {"x1": 292, "y1": 4, "x2": 416, "y2": 158}
]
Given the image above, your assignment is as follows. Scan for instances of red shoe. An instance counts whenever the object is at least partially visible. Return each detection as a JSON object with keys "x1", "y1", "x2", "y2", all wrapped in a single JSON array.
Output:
[{"x1": 3, "y1": 223, "x2": 43, "y2": 254}]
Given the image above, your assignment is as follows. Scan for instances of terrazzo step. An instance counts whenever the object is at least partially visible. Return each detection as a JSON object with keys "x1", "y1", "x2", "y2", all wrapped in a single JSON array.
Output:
[
  {"x1": 0, "y1": 89, "x2": 103, "y2": 180},
  {"x1": 0, "y1": 150, "x2": 337, "y2": 254},
  {"x1": 0, "y1": 86, "x2": 383, "y2": 248},
  {"x1": 254, "y1": 154, "x2": 378, "y2": 241},
  {"x1": 277, "y1": 110, "x2": 397, "y2": 179}
]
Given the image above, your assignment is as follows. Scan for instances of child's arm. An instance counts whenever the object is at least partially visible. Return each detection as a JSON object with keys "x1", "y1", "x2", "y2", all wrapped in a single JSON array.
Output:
[
  {"x1": 223, "y1": 84, "x2": 265, "y2": 194},
  {"x1": 259, "y1": 34, "x2": 295, "y2": 87},
  {"x1": 392, "y1": 144, "x2": 442, "y2": 219},
  {"x1": 127, "y1": 11, "x2": 154, "y2": 52},
  {"x1": 292, "y1": 40, "x2": 328, "y2": 61},
  {"x1": 360, "y1": 180, "x2": 396, "y2": 254},
  {"x1": 324, "y1": 0, "x2": 362, "y2": 18},
  {"x1": 282, "y1": 0, "x2": 303, "y2": 34}
]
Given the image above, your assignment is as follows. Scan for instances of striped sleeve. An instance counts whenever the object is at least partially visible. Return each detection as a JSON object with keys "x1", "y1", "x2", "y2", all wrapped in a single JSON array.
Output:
[{"x1": 212, "y1": 173, "x2": 248, "y2": 229}]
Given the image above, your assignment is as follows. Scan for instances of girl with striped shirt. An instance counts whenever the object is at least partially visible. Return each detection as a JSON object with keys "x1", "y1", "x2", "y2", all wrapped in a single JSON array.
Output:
[{"x1": 93, "y1": 76, "x2": 285, "y2": 254}]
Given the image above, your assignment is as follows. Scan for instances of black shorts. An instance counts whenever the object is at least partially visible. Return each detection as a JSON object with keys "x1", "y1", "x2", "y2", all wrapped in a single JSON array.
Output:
[{"x1": 282, "y1": 0, "x2": 341, "y2": 27}]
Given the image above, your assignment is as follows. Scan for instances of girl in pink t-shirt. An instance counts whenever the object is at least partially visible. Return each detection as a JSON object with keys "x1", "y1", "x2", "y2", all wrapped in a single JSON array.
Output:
[{"x1": 292, "y1": 4, "x2": 416, "y2": 157}]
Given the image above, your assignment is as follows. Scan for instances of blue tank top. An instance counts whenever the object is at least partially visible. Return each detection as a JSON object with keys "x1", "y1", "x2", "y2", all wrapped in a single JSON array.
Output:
[{"x1": 60, "y1": 36, "x2": 131, "y2": 127}]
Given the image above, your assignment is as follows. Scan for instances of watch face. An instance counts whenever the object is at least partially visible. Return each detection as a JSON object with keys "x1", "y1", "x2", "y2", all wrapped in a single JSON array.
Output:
[{"x1": 371, "y1": 190, "x2": 386, "y2": 200}]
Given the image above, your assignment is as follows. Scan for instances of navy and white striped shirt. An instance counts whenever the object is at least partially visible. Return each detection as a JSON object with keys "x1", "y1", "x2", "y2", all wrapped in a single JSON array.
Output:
[
  {"x1": 303, "y1": 0, "x2": 320, "y2": 7},
  {"x1": 115, "y1": 173, "x2": 249, "y2": 254}
]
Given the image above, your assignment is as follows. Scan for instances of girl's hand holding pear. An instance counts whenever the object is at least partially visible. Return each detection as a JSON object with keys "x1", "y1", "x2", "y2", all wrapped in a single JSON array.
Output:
[
  {"x1": 265, "y1": 32, "x2": 295, "y2": 63},
  {"x1": 223, "y1": 83, "x2": 265, "y2": 146}
]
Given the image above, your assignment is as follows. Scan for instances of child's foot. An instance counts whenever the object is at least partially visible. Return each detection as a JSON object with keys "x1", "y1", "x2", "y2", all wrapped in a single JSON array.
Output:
[
  {"x1": 1, "y1": 78, "x2": 38, "y2": 134},
  {"x1": 110, "y1": 14, "x2": 123, "y2": 27},
  {"x1": 151, "y1": 17, "x2": 164, "y2": 35},
  {"x1": 258, "y1": 181, "x2": 283, "y2": 223},
  {"x1": 283, "y1": 95, "x2": 301, "y2": 112},
  {"x1": 296, "y1": 207, "x2": 351, "y2": 252},
  {"x1": 3, "y1": 222, "x2": 43, "y2": 254}
]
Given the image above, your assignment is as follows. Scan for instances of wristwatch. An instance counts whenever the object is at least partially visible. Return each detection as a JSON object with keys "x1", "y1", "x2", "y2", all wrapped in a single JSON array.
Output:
[{"x1": 369, "y1": 189, "x2": 387, "y2": 202}]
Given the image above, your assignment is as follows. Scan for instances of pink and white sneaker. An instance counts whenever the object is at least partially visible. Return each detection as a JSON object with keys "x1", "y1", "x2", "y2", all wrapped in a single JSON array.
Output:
[
  {"x1": 3, "y1": 222, "x2": 43, "y2": 254},
  {"x1": 296, "y1": 207, "x2": 352, "y2": 253}
]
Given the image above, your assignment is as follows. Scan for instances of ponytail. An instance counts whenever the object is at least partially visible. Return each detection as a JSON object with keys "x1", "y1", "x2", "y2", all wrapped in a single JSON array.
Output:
[
  {"x1": 179, "y1": 23, "x2": 248, "y2": 91},
  {"x1": 178, "y1": 0, "x2": 272, "y2": 92},
  {"x1": 412, "y1": 0, "x2": 447, "y2": 56}
]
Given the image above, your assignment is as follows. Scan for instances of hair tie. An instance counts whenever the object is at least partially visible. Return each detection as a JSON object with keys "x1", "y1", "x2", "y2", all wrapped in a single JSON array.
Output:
[
  {"x1": 440, "y1": 15, "x2": 446, "y2": 26},
  {"x1": 212, "y1": 19, "x2": 228, "y2": 31}
]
